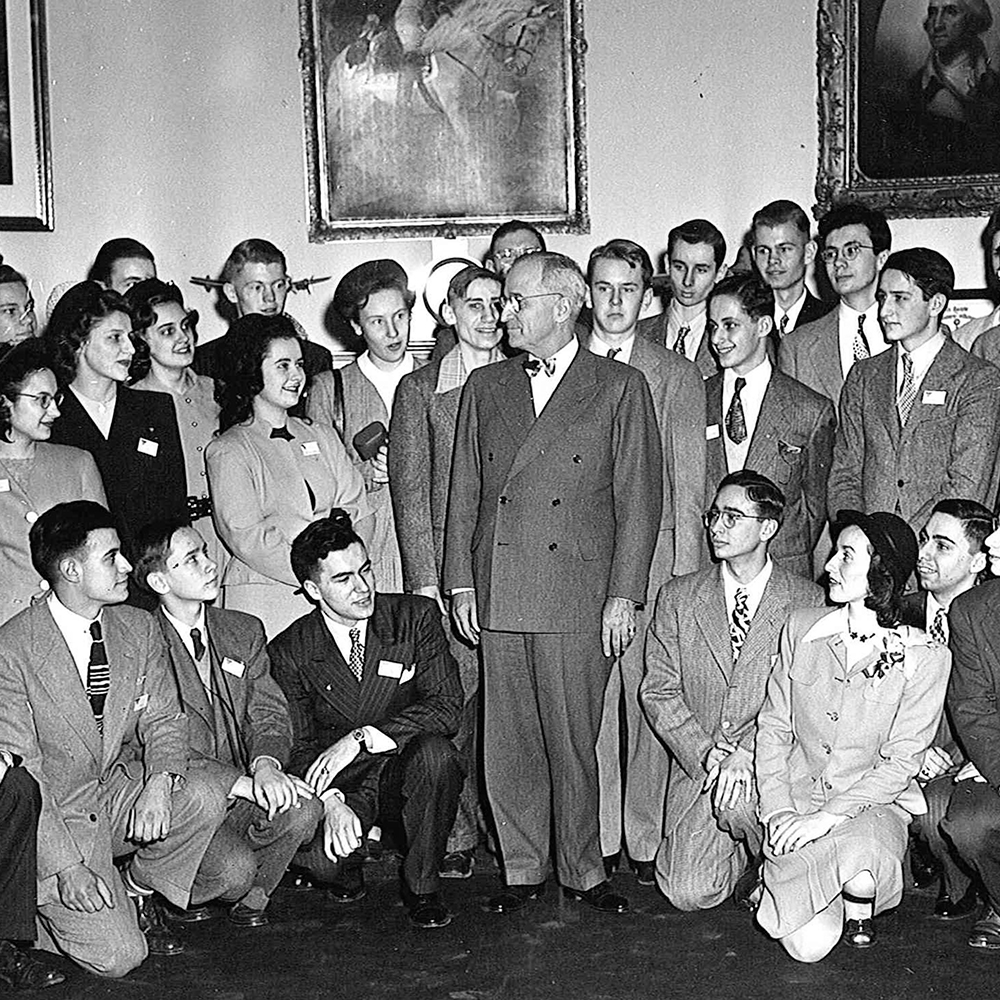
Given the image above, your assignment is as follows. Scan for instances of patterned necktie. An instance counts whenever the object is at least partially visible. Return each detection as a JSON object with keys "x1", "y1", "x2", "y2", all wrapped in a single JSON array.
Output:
[
  {"x1": 854, "y1": 314, "x2": 871, "y2": 362},
  {"x1": 930, "y1": 607, "x2": 948, "y2": 646},
  {"x1": 897, "y1": 351, "x2": 917, "y2": 426},
  {"x1": 606, "y1": 348, "x2": 621, "y2": 360},
  {"x1": 87, "y1": 620, "x2": 110, "y2": 735},
  {"x1": 673, "y1": 326, "x2": 690, "y2": 357},
  {"x1": 725, "y1": 377, "x2": 748, "y2": 445},
  {"x1": 730, "y1": 589, "x2": 750, "y2": 660},
  {"x1": 191, "y1": 627, "x2": 206, "y2": 662},
  {"x1": 269, "y1": 426, "x2": 294, "y2": 441},
  {"x1": 524, "y1": 356, "x2": 556, "y2": 377},
  {"x1": 348, "y1": 627, "x2": 364, "y2": 682}
]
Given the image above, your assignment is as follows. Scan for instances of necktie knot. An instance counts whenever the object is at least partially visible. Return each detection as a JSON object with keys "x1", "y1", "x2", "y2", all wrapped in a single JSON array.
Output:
[
  {"x1": 779, "y1": 314, "x2": 789, "y2": 336},
  {"x1": 898, "y1": 351, "x2": 917, "y2": 425},
  {"x1": 524, "y1": 356, "x2": 556, "y2": 377},
  {"x1": 673, "y1": 326, "x2": 690, "y2": 356},
  {"x1": 853, "y1": 314, "x2": 871, "y2": 362},
  {"x1": 606, "y1": 347, "x2": 621, "y2": 360},
  {"x1": 269, "y1": 426, "x2": 294, "y2": 441},
  {"x1": 89, "y1": 620, "x2": 103, "y2": 642},
  {"x1": 191, "y1": 627, "x2": 206, "y2": 662},
  {"x1": 87, "y1": 618, "x2": 109, "y2": 734}
]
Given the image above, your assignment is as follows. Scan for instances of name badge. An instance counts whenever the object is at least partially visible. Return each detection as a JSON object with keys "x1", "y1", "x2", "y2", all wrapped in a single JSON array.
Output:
[
  {"x1": 133, "y1": 692, "x2": 149, "y2": 712},
  {"x1": 221, "y1": 657, "x2": 246, "y2": 678},
  {"x1": 0, "y1": 479, "x2": 8, "y2": 492},
  {"x1": 301, "y1": 441, "x2": 320, "y2": 457},
  {"x1": 137, "y1": 437, "x2": 159, "y2": 457},
  {"x1": 378, "y1": 660, "x2": 403, "y2": 679},
  {"x1": 706, "y1": 424, "x2": 720, "y2": 440},
  {"x1": 922, "y1": 390, "x2": 946, "y2": 406}
]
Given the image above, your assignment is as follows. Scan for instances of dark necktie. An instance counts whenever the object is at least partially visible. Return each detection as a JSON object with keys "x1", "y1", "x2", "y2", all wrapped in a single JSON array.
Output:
[
  {"x1": 191, "y1": 627, "x2": 206, "y2": 662},
  {"x1": 930, "y1": 607, "x2": 948, "y2": 646},
  {"x1": 524, "y1": 356, "x2": 556, "y2": 377},
  {"x1": 898, "y1": 352, "x2": 917, "y2": 426},
  {"x1": 779, "y1": 314, "x2": 790, "y2": 338},
  {"x1": 348, "y1": 627, "x2": 364, "y2": 682},
  {"x1": 87, "y1": 620, "x2": 110, "y2": 734},
  {"x1": 606, "y1": 348, "x2": 621, "y2": 360},
  {"x1": 725, "y1": 377, "x2": 748, "y2": 445},
  {"x1": 730, "y1": 589, "x2": 750, "y2": 660},
  {"x1": 673, "y1": 326, "x2": 690, "y2": 357},
  {"x1": 270, "y1": 426, "x2": 294, "y2": 441},
  {"x1": 854, "y1": 314, "x2": 871, "y2": 362}
]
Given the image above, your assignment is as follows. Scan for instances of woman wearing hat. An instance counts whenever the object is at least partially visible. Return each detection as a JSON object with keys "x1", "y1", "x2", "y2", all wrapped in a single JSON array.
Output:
[{"x1": 755, "y1": 510, "x2": 950, "y2": 961}]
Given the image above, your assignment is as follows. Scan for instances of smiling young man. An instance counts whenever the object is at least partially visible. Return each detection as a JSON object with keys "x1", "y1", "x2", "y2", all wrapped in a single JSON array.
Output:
[
  {"x1": 828, "y1": 247, "x2": 1000, "y2": 532},
  {"x1": 703, "y1": 272, "x2": 835, "y2": 578}
]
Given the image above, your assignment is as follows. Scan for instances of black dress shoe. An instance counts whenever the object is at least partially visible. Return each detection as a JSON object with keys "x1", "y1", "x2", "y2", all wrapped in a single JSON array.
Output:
[
  {"x1": 842, "y1": 917, "x2": 876, "y2": 948},
  {"x1": 731, "y1": 858, "x2": 763, "y2": 912},
  {"x1": 563, "y1": 881, "x2": 630, "y2": 914},
  {"x1": 404, "y1": 891, "x2": 452, "y2": 929},
  {"x1": 909, "y1": 841, "x2": 941, "y2": 891},
  {"x1": 932, "y1": 885, "x2": 979, "y2": 921},
  {"x1": 134, "y1": 894, "x2": 184, "y2": 956},
  {"x1": 163, "y1": 902, "x2": 213, "y2": 923},
  {"x1": 484, "y1": 881, "x2": 546, "y2": 913},
  {"x1": 0, "y1": 941, "x2": 66, "y2": 990},
  {"x1": 632, "y1": 860, "x2": 656, "y2": 887},
  {"x1": 603, "y1": 852, "x2": 620, "y2": 879},
  {"x1": 228, "y1": 902, "x2": 270, "y2": 927},
  {"x1": 327, "y1": 863, "x2": 366, "y2": 904},
  {"x1": 969, "y1": 904, "x2": 1000, "y2": 949}
]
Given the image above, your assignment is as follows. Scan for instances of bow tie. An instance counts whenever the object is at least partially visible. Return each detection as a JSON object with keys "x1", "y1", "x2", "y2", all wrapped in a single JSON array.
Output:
[
  {"x1": 524, "y1": 356, "x2": 556, "y2": 377},
  {"x1": 269, "y1": 426, "x2": 294, "y2": 441}
]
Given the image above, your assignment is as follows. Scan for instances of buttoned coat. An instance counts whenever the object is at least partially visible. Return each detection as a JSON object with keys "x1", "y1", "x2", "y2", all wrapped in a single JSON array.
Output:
[
  {"x1": 443, "y1": 347, "x2": 662, "y2": 632},
  {"x1": 777, "y1": 308, "x2": 844, "y2": 411},
  {"x1": 827, "y1": 339, "x2": 1000, "y2": 530},
  {"x1": 0, "y1": 600, "x2": 188, "y2": 900},
  {"x1": 641, "y1": 564, "x2": 824, "y2": 839},
  {"x1": 704, "y1": 369, "x2": 836, "y2": 577}
]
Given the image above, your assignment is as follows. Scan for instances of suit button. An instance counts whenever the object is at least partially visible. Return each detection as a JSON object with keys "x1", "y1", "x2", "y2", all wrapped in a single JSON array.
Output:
[
  {"x1": 552, "y1": 498, "x2": 560, "y2": 506},
  {"x1": 721, "y1": 720, "x2": 731, "y2": 729},
  {"x1": 549, "y1": 543, "x2": 558, "y2": 551},
  {"x1": 499, "y1": 496, "x2": 508, "y2": 505},
  {"x1": 824, "y1": 781, "x2": 832, "y2": 789},
  {"x1": 89, "y1": 813, "x2": 97, "y2": 822},
  {"x1": 897, "y1": 479, "x2": 905, "y2": 488},
  {"x1": 573, "y1": 454, "x2": 582, "y2": 463},
  {"x1": 827, "y1": 711, "x2": 838, "y2": 721},
  {"x1": 822, "y1": 743, "x2": 831, "y2": 754}
]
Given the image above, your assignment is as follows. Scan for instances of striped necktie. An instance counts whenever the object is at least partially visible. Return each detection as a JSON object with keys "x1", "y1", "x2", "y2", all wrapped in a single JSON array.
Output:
[
  {"x1": 897, "y1": 352, "x2": 918, "y2": 426},
  {"x1": 87, "y1": 620, "x2": 110, "y2": 734},
  {"x1": 730, "y1": 589, "x2": 750, "y2": 660}
]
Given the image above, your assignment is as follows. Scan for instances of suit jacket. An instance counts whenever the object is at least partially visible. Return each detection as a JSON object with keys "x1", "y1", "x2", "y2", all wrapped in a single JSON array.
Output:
[
  {"x1": 704, "y1": 369, "x2": 836, "y2": 576},
  {"x1": 777, "y1": 307, "x2": 843, "y2": 411},
  {"x1": 268, "y1": 594, "x2": 462, "y2": 821},
  {"x1": 637, "y1": 311, "x2": 718, "y2": 380},
  {"x1": 49, "y1": 385, "x2": 187, "y2": 558},
  {"x1": 640, "y1": 564, "x2": 824, "y2": 838},
  {"x1": 971, "y1": 323, "x2": 1000, "y2": 368},
  {"x1": 827, "y1": 339, "x2": 1000, "y2": 530},
  {"x1": 444, "y1": 346, "x2": 663, "y2": 631},
  {"x1": 0, "y1": 600, "x2": 187, "y2": 898},
  {"x1": 155, "y1": 605, "x2": 291, "y2": 785},
  {"x1": 775, "y1": 290, "x2": 833, "y2": 335}
]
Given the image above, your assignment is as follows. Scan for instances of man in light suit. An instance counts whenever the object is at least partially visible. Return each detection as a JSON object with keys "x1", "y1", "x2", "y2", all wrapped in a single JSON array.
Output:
[
  {"x1": 582, "y1": 238, "x2": 704, "y2": 884},
  {"x1": 828, "y1": 247, "x2": 1000, "y2": 532},
  {"x1": 641, "y1": 471, "x2": 824, "y2": 910},
  {"x1": 134, "y1": 518, "x2": 322, "y2": 927},
  {"x1": 446, "y1": 251, "x2": 662, "y2": 914},
  {"x1": 0, "y1": 501, "x2": 226, "y2": 978},
  {"x1": 779, "y1": 203, "x2": 893, "y2": 412},
  {"x1": 704, "y1": 272, "x2": 836, "y2": 578}
]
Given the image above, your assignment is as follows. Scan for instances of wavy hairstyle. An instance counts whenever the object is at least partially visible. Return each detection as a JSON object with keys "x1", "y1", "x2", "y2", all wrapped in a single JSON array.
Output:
[
  {"x1": 123, "y1": 279, "x2": 196, "y2": 383},
  {"x1": 0, "y1": 339, "x2": 54, "y2": 442}
]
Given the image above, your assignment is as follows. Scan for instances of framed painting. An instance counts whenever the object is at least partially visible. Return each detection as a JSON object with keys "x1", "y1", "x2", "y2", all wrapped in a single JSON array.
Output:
[
  {"x1": 816, "y1": 0, "x2": 1000, "y2": 218},
  {"x1": 298, "y1": 0, "x2": 588, "y2": 241}
]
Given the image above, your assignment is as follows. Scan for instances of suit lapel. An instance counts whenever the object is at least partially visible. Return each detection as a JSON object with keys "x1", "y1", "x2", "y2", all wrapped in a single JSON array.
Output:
[
  {"x1": 491, "y1": 362, "x2": 535, "y2": 446},
  {"x1": 356, "y1": 598, "x2": 401, "y2": 722},
  {"x1": 901, "y1": 340, "x2": 959, "y2": 439},
  {"x1": 156, "y1": 608, "x2": 214, "y2": 732},
  {"x1": 100, "y1": 616, "x2": 139, "y2": 772},
  {"x1": 705, "y1": 374, "x2": 726, "y2": 487},
  {"x1": 737, "y1": 569, "x2": 786, "y2": 672},
  {"x1": 745, "y1": 374, "x2": 784, "y2": 471},
  {"x1": 692, "y1": 569, "x2": 733, "y2": 681},
  {"x1": 306, "y1": 610, "x2": 362, "y2": 718},
  {"x1": 872, "y1": 350, "x2": 902, "y2": 447}
]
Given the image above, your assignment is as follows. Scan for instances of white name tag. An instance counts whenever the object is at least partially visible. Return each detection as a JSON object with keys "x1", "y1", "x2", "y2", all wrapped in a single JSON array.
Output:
[
  {"x1": 0, "y1": 479, "x2": 9, "y2": 492},
  {"x1": 133, "y1": 692, "x2": 149, "y2": 712},
  {"x1": 378, "y1": 660, "x2": 404, "y2": 679},
  {"x1": 922, "y1": 390, "x2": 946, "y2": 406},
  {"x1": 706, "y1": 424, "x2": 720, "y2": 440},
  {"x1": 137, "y1": 437, "x2": 159, "y2": 457},
  {"x1": 301, "y1": 441, "x2": 320, "y2": 457},
  {"x1": 221, "y1": 657, "x2": 246, "y2": 678}
]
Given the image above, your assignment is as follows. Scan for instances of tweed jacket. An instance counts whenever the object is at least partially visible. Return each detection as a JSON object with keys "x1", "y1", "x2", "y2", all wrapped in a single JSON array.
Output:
[
  {"x1": 777, "y1": 307, "x2": 844, "y2": 411},
  {"x1": 0, "y1": 599, "x2": 187, "y2": 898},
  {"x1": 444, "y1": 346, "x2": 663, "y2": 632},
  {"x1": 756, "y1": 606, "x2": 950, "y2": 823},
  {"x1": 641, "y1": 563, "x2": 824, "y2": 838},
  {"x1": 971, "y1": 323, "x2": 1000, "y2": 368},
  {"x1": 636, "y1": 310, "x2": 718, "y2": 380},
  {"x1": 827, "y1": 339, "x2": 1000, "y2": 530},
  {"x1": 773, "y1": 290, "x2": 833, "y2": 336},
  {"x1": 704, "y1": 368, "x2": 836, "y2": 577}
]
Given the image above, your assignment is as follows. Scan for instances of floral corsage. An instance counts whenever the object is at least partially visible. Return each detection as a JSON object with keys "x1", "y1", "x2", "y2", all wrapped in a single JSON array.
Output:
[{"x1": 862, "y1": 630, "x2": 907, "y2": 683}]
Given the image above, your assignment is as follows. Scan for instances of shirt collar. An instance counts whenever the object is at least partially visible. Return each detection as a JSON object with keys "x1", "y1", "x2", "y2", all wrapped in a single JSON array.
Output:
[
  {"x1": 319, "y1": 608, "x2": 368, "y2": 649},
  {"x1": 899, "y1": 329, "x2": 946, "y2": 369},
  {"x1": 721, "y1": 556, "x2": 773, "y2": 602},
  {"x1": 47, "y1": 591, "x2": 101, "y2": 631},
  {"x1": 162, "y1": 605, "x2": 206, "y2": 641},
  {"x1": 776, "y1": 289, "x2": 807, "y2": 325},
  {"x1": 530, "y1": 335, "x2": 578, "y2": 372},
  {"x1": 801, "y1": 606, "x2": 930, "y2": 647},
  {"x1": 587, "y1": 330, "x2": 635, "y2": 363},
  {"x1": 723, "y1": 357, "x2": 771, "y2": 388}
]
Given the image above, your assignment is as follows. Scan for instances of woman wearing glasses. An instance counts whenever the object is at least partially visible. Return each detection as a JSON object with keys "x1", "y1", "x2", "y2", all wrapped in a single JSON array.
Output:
[
  {"x1": 0, "y1": 340, "x2": 106, "y2": 621},
  {"x1": 755, "y1": 510, "x2": 949, "y2": 961}
]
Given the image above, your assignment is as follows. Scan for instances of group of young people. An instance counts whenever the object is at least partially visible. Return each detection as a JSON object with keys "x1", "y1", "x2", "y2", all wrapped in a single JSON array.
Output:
[{"x1": 1, "y1": 201, "x2": 1000, "y2": 987}]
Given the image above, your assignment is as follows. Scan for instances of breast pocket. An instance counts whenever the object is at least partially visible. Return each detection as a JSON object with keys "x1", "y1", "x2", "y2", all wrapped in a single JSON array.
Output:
[{"x1": 774, "y1": 437, "x2": 807, "y2": 491}]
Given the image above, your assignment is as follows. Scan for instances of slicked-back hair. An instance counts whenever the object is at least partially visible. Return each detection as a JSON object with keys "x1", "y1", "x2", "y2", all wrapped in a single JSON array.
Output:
[
  {"x1": 751, "y1": 200, "x2": 811, "y2": 239},
  {"x1": 291, "y1": 509, "x2": 364, "y2": 585},
  {"x1": 818, "y1": 203, "x2": 891, "y2": 255},
  {"x1": 30, "y1": 500, "x2": 116, "y2": 585},
  {"x1": 667, "y1": 219, "x2": 727, "y2": 269},
  {"x1": 586, "y1": 239, "x2": 654, "y2": 290},
  {"x1": 131, "y1": 516, "x2": 193, "y2": 593},
  {"x1": 882, "y1": 247, "x2": 955, "y2": 302},
  {"x1": 717, "y1": 469, "x2": 786, "y2": 528},
  {"x1": 88, "y1": 238, "x2": 155, "y2": 286},
  {"x1": 0, "y1": 264, "x2": 29, "y2": 291},
  {"x1": 447, "y1": 265, "x2": 500, "y2": 304},
  {"x1": 931, "y1": 498, "x2": 995, "y2": 557},
  {"x1": 489, "y1": 219, "x2": 546, "y2": 256},
  {"x1": 0, "y1": 339, "x2": 54, "y2": 442},
  {"x1": 529, "y1": 251, "x2": 587, "y2": 319},
  {"x1": 222, "y1": 239, "x2": 286, "y2": 284},
  {"x1": 708, "y1": 271, "x2": 775, "y2": 321}
]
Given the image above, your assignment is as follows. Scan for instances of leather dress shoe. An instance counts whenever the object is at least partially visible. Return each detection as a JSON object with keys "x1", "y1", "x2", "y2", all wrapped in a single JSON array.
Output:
[
  {"x1": 484, "y1": 881, "x2": 546, "y2": 913},
  {"x1": 563, "y1": 881, "x2": 630, "y2": 914},
  {"x1": 932, "y1": 885, "x2": 979, "y2": 921},
  {"x1": 842, "y1": 917, "x2": 876, "y2": 948},
  {"x1": 164, "y1": 902, "x2": 213, "y2": 923},
  {"x1": 0, "y1": 940, "x2": 66, "y2": 990},
  {"x1": 968, "y1": 904, "x2": 1000, "y2": 949},
  {"x1": 134, "y1": 894, "x2": 184, "y2": 956},
  {"x1": 731, "y1": 859, "x2": 763, "y2": 912},
  {"x1": 633, "y1": 860, "x2": 656, "y2": 887},
  {"x1": 327, "y1": 865, "x2": 366, "y2": 904},
  {"x1": 404, "y1": 891, "x2": 452, "y2": 929},
  {"x1": 228, "y1": 902, "x2": 269, "y2": 927}
]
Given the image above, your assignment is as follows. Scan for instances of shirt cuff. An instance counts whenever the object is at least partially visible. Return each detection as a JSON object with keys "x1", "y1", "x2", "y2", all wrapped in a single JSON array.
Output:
[
  {"x1": 362, "y1": 727, "x2": 397, "y2": 753},
  {"x1": 446, "y1": 587, "x2": 475, "y2": 596},
  {"x1": 321, "y1": 787, "x2": 346, "y2": 804}
]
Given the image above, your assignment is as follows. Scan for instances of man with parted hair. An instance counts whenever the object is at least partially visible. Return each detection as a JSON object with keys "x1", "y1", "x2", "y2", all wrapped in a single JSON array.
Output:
[
  {"x1": 445, "y1": 250, "x2": 662, "y2": 915},
  {"x1": 641, "y1": 470, "x2": 824, "y2": 910},
  {"x1": 485, "y1": 219, "x2": 546, "y2": 278},
  {"x1": 0, "y1": 265, "x2": 38, "y2": 346},
  {"x1": 88, "y1": 238, "x2": 156, "y2": 296}
]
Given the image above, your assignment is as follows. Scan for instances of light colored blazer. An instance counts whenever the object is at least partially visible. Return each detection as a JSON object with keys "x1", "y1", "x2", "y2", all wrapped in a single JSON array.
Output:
[
  {"x1": 0, "y1": 600, "x2": 187, "y2": 899},
  {"x1": 756, "y1": 606, "x2": 949, "y2": 822},
  {"x1": 827, "y1": 338, "x2": 1000, "y2": 530},
  {"x1": 777, "y1": 308, "x2": 843, "y2": 411},
  {"x1": 637, "y1": 310, "x2": 718, "y2": 380},
  {"x1": 641, "y1": 563, "x2": 824, "y2": 838}
]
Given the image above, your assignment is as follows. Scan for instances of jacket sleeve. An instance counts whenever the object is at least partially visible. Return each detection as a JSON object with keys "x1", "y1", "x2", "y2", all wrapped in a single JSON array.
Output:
[
  {"x1": 826, "y1": 364, "x2": 866, "y2": 521},
  {"x1": 268, "y1": 635, "x2": 326, "y2": 778},
  {"x1": 135, "y1": 615, "x2": 190, "y2": 780},
  {"x1": 803, "y1": 396, "x2": 836, "y2": 549},
  {"x1": 239, "y1": 617, "x2": 293, "y2": 767},
  {"x1": 442, "y1": 378, "x2": 482, "y2": 594},
  {"x1": 665, "y1": 362, "x2": 706, "y2": 577}
]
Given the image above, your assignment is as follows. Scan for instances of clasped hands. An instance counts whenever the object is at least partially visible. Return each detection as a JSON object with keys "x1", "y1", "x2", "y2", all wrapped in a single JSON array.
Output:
[
  {"x1": 303, "y1": 734, "x2": 366, "y2": 862},
  {"x1": 703, "y1": 741, "x2": 754, "y2": 810},
  {"x1": 766, "y1": 809, "x2": 845, "y2": 856}
]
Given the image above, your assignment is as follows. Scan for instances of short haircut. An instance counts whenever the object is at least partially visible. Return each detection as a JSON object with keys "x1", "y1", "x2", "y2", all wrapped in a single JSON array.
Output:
[
  {"x1": 447, "y1": 265, "x2": 499, "y2": 304},
  {"x1": 334, "y1": 259, "x2": 414, "y2": 326},
  {"x1": 818, "y1": 203, "x2": 892, "y2": 255},
  {"x1": 931, "y1": 498, "x2": 995, "y2": 555},
  {"x1": 882, "y1": 247, "x2": 955, "y2": 302},
  {"x1": 532, "y1": 251, "x2": 587, "y2": 319},
  {"x1": 88, "y1": 238, "x2": 155, "y2": 286},
  {"x1": 489, "y1": 219, "x2": 546, "y2": 256},
  {"x1": 716, "y1": 469, "x2": 786, "y2": 528},
  {"x1": 708, "y1": 271, "x2": 775, "y2": 321},
  {"x1": 131, "y1": 516, "x2": 192, "y2": 593},
  {"x1": 751, "y1": 200, "x2": 811, "y2": 240},
  {"x1": 0, "y1": 264, "x2": 29, "y2": 290},
  {"x1": 222, "y1": 239, "x2": 286, "y2": 284},
  {"x1": 0, "y1": 339, "x2": 53, "y2": 442},
  {"x1": 30, "y1": 500, "x2": 116, "y2": 585},
  {"x1": 291, "y1": 509, "x2": 364, "y2": 585},
  {"x1": 586, "y1": 239, "x2": 654, "y2": 290},
  {"x1": 667, "y1": 219, "x2": 727, "y2": 269}
]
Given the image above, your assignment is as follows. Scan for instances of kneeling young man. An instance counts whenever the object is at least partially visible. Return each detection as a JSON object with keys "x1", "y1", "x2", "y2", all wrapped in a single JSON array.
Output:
[
  {"x1": 269, "y1": 511, "x2": 464, "y2": 928},
  {"x1": 134, "y1": 519, "x2": 323, "y2": 927}
]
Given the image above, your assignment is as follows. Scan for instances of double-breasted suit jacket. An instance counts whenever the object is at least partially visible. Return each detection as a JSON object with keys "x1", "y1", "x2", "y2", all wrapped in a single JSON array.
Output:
[
  {"x1": 777, "y1": 309, "x2": 844, "y2": 411},
  {"x1": 268, "y1": 594, "x2": 462, "y2": 824},
  {"x1": 827, "y1": 339, "x2": 1000, "y2": 531},
  {"x1": 704, "y1": 369, "x2": 836, "y2": 577},
  {"x1": 444, "y1": 348, "x2": 663, "y2": 632},
  {"x1": 641, "y1": 564, "x2": 824, "y2": 840}
]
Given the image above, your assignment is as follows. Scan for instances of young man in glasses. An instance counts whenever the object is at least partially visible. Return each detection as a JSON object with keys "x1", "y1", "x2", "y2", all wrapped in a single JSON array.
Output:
[
  {"x1": 0, "y1": 266, "x2": 37, "y2": 347},
  {"x1": 641, "y1": 470, "x2": 823, "y2": 912},
  {"x1": 485, "y1": 219, "x2": 545, "y2": 278},
  {"x1": 779, "y1": 203, "x2": 892, "y2": 413},
  {"x1": 704, "y1": 272, "x2": 835, "y2": 578}
]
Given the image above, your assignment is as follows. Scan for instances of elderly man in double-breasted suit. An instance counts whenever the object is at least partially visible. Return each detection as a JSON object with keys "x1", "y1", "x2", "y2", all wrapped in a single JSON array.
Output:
[
  {"x1": 445, "y1": 251, "x2": 662, "y2": 915},
  {"x1": 641, "y1": 471, "x2": 824, "y2": 910}
]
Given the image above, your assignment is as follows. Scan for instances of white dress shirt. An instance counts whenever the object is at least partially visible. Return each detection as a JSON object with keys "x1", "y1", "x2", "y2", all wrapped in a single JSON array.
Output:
[
  {"x1": 587, "y1": 331, "x2": 635, "y2": 364},
  {"x1": 528, "y1": 337, "x2": 578, "y2": 416},
  {"x1": 722, "y1": 358, "x2": 771, "y2": 473},
  {"x1": 775, "y1": 289, "x2": 808, "y2": 335},
  {"x1": 837, "y1": 301, "x2": 887, "y2": 380},
  {"x1": 722, "y1": 557, "x2": 773, "y2": 623},
  {"x1": 47, "y1": 592, "x2": 101, "y2": 688},
  {"x1": 896, "y1": 330, "x2": 946, "y2": 396},
  {"x1": 356, "y1": 351, "x2": 415, "y2": 419},
  {"x1": 666, "y1": 302, "x2": 707, "y2": 362}
]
